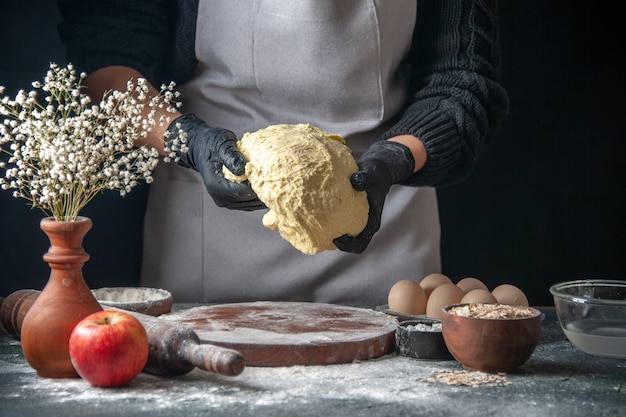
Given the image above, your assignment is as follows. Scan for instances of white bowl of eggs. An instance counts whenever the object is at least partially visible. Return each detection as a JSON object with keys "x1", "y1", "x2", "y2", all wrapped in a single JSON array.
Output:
[{"x1": 381, "y1": 273, "x2": 529, "y2": 321}]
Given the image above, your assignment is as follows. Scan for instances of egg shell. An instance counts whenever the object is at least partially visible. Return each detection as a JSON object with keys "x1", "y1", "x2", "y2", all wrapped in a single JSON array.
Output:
[
  {"x1": 419, "y1": 273, "x2": 452, "y2": 298},
  {"x1": 461, "y1": 289, "x2": 498, "y2": 304},
  {"x1": 491, "y1": 284, "x2": 529, "y2": 306},
  {"x1": 426, "y1": 283, "x2": 465, "y2": 319},
  {"x1": 456, "y1": 277, "x2": 488, "y2": 293},
  {"x1": 388, "y1": 280, "x2": 427, "y2": 315}
]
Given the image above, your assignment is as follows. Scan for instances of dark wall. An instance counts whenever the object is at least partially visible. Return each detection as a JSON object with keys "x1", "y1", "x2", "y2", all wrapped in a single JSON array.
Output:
[
  {"x1": 0, "y1": 1, "x2": 146, "y2": 292},
  {"x1": 437, "y1": 1, "x2": 625, "y2": 305},
  {"x1": 1, "y1": 1, "x2": 624, "y2": 306}
]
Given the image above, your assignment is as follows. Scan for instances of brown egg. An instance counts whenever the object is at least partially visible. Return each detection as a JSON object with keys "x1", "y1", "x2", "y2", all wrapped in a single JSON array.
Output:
[
  {"x1": 461, "y1": 289, "x2": 498, "y2": 304},
  {"x1": 426, "y1": 283, "x2": 465, "y2": 319},
  {"x1": 388, "y1": 280, "x2": 427, "y2": 315},
  {"x1": 456, "y1": 277, "x2": 488, "y2": 293},
  {"x1": 419, "y1": 273, "x2": 452, "y2": 298},
  {"x1": 491, "y1": 284, "x2": 529, "y2": 306}
]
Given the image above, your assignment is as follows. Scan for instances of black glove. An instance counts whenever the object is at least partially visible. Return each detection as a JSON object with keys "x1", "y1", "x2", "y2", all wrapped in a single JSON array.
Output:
[
  {"x1": 165, "y1": 114, "x2": 265, "y2": 210},
  {"x1": 333, "y1": 140, "x2": 415, "y2": 254}
]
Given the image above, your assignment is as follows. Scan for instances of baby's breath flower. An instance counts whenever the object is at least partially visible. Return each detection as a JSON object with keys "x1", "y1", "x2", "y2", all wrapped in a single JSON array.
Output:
[{"x1": 0, "y1": 62, "x2": 183, "y2": 221}]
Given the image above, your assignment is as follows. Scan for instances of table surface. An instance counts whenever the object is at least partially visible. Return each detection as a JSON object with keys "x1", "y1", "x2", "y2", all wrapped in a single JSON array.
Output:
[{"x1": 1, "y1": 306, "x2": 624, "y2": 417}]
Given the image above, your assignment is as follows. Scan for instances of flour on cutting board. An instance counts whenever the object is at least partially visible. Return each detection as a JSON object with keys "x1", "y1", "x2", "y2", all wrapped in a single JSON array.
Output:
[{"x1": 163, "y1": 301, "x2": 397, "y2": 345}]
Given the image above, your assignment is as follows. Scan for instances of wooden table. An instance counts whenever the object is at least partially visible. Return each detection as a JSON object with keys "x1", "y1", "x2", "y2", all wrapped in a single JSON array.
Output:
[{"x1": 0, "y1": 307, "x2": 624, "y2": 417}]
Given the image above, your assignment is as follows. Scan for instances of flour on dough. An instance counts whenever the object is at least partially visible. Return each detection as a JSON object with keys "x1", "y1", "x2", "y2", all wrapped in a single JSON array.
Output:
[{"x1": 224, "y1": 124, "x2": 368, "y2": 254}]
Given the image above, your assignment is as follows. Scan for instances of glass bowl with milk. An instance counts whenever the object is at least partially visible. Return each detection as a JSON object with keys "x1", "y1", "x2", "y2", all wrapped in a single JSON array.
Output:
[{"x1": 550, "y1": 279, "x2": 626, "y2": 359}]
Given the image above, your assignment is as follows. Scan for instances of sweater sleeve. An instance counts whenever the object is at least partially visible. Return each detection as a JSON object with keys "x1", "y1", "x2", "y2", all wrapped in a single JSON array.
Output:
[
  {"x1": 56, "y1": 0, "x2": 197, "y2": 86},
  {"x1": 383, "y1": 0, "x2": 510, "y2": 187}
]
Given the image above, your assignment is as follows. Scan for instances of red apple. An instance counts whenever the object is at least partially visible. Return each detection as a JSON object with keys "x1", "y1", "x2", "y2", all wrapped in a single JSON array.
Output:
[{"x1": 69, "y1": 310, "x2": 149, "y2": 387}]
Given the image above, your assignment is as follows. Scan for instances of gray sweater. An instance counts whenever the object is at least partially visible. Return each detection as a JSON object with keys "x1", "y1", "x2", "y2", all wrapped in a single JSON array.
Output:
[{"x1": 57, "y1": 0, "x2": 509, "y2": 187}]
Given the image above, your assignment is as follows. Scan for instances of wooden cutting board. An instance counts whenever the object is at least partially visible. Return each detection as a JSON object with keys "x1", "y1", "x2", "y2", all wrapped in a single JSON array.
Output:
[{"x1": 163, "y1": 301, "x2": 397, "y2": 367}]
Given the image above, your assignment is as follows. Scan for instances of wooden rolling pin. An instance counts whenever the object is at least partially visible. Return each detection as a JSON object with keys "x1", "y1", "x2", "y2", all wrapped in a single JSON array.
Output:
[
  {"x1": 0, "y1": 290, "x2": 245, "y2": 377},
  {"x1": 0, "y1": 289, "x2": 39, "y2": 337},
  {"x1": 119, "y1": 307, "x2": 245, "y2": 377}
]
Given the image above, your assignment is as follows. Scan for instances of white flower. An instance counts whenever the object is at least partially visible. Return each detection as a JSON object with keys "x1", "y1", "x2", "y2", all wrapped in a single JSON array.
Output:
[{"x1": 0, "y1": 62, "x2": 183, "y2": 221}]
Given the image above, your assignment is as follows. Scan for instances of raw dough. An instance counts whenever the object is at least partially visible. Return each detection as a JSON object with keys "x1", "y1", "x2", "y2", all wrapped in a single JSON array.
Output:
[{"x1": 224, "y1": 124, "x2": 368, "y2": 254}]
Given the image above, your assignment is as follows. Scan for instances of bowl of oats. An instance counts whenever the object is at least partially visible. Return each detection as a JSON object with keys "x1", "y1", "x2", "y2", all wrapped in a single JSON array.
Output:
[{"x1": 441, "y1": 303, "x2": 542, "y2": 372}]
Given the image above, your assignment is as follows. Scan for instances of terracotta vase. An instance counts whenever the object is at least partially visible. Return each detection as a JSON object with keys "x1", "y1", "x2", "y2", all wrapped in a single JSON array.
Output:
[{"x1": 20, "y1": 216, "x2": 103, "y2": 378}]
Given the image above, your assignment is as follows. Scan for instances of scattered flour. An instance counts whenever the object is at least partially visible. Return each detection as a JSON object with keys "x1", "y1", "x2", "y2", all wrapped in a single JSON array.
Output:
[{"x1": 4, "y1": 355, "x2": 473, "y2": 411}]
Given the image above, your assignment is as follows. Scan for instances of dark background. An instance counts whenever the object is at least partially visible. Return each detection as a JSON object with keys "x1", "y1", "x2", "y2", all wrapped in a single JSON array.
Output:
[{"x1": 1, "y1": 1, "x2": 624, "y2": 306}]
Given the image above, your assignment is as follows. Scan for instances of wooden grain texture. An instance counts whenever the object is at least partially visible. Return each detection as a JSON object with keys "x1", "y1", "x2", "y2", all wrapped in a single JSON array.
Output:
[{"x1": 164, "y1": 302, "x2": 397, "y2": 366}]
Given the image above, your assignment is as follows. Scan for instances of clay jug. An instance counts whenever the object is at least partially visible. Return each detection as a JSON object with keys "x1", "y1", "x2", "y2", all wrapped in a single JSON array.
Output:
[{"x1": 20, "y1": 216, "x2": 102, "y2": 378}]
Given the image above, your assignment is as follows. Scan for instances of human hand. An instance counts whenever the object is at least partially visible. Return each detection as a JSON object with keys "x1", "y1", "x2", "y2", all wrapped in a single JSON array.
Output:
[
  {"x1": 165, "y1": 114, "x2": 265, "y2": 210},
  {"x1": 333, "y1": 141, "x2": 415, "y2": 253}
]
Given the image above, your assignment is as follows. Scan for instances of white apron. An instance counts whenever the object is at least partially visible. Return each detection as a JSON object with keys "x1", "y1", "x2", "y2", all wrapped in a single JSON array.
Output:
[{"x1": 141, "y1": 0, "x2": 441, "y2": 307}]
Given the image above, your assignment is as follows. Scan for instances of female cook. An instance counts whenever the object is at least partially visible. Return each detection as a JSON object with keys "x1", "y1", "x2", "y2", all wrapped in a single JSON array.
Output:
[{"x1": 57, "y1": 0, "x2": 509, "y2": 306}]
